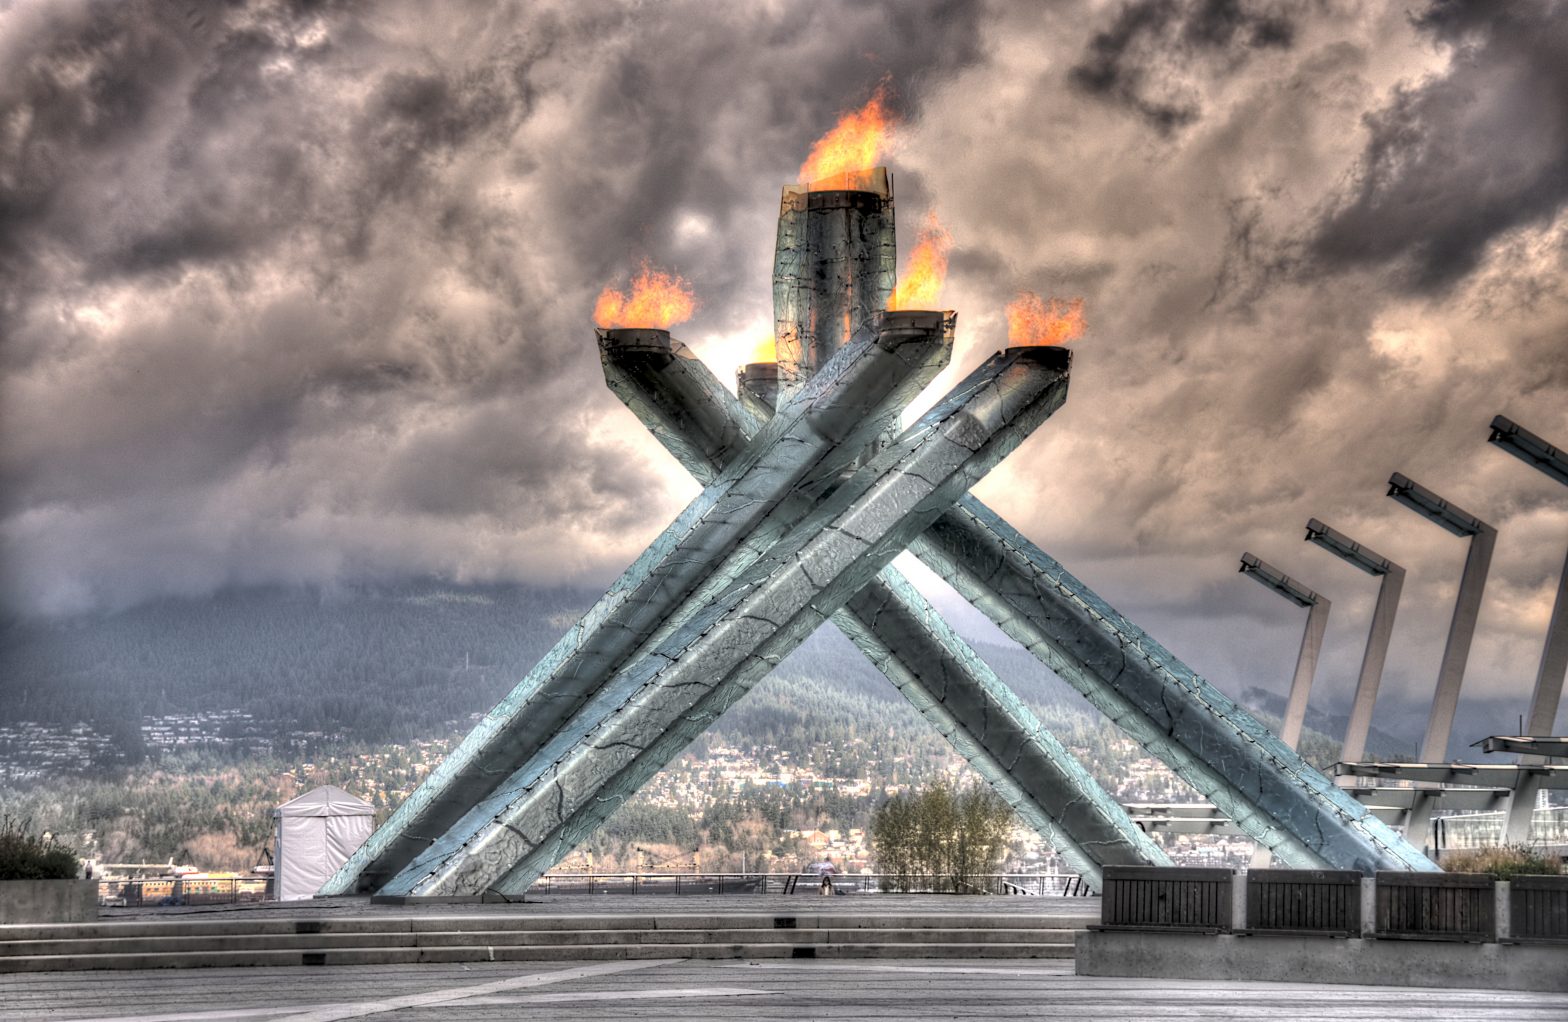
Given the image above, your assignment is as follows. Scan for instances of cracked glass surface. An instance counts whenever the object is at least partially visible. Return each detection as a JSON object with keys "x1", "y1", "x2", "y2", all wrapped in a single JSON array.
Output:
[
  {"x1": 599, "y1": 339, "x2": 1167, "y2": 887},
  {"x1": 381, "y1": 348, "x2": 1072, "y2": 896}
]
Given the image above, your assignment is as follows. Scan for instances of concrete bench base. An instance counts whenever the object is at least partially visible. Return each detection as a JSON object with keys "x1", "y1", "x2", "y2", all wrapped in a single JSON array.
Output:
[
  {"x1": 1076, "y1": 929, "x2": 1568, "y2": 993},
  {"x1": 0, "y1": 880, "x2": 97, "y2": 925}
]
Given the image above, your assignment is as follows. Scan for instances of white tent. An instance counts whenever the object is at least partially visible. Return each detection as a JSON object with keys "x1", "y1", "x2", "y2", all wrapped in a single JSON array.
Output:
[{"x1": 272, "y1": 785, "x2": 374, "y2": 901}]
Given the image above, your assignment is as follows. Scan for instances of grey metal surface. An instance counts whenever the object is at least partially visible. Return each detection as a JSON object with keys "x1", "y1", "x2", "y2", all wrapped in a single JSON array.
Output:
[
  {"x1": 773, "y1": 170, "x2": 896, "y2": 386},
  {"x1": 326, "y1": 316, "x2": 950, "y2": 896},
  {"x1": 602, "y1": 337, "x2": 1167, "y2": 886},
  {"x1": 1305, "y1": 519, "x2": 1404, "y2": 764},
  {"x1": 911, "y1": 502, "x2": 1436, "y2": 873},
  {"x1": 608, "y1": 332, "x2": 1428, "y2": 875},
  {"x1": 382, "y1": 345, "x2": 1073, "y2": 896}
]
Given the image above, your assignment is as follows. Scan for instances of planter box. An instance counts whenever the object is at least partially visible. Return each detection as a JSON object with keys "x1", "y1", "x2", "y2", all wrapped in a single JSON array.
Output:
[
  {"x1": 0, "y1": 879, "x2": 98, "y2": 925},
  {"x1": 1245, "y1": 868, "x2": 1362, "y2": 936},
  {"x1": 1508, "y1": 874, "x2": 1568, "y2": 944},
  {"x1": 1097, "y1": 866, "x2": 1233, "y2": 933},
  {"x1": 1375, "y1": 871, "x2": 1495, "y2": 942}
]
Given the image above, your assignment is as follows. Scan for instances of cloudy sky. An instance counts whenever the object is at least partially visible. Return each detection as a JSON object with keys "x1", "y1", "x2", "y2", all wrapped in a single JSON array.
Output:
[{"x1": 3, "y1": 0, "x2": 1566, "y2": 748}]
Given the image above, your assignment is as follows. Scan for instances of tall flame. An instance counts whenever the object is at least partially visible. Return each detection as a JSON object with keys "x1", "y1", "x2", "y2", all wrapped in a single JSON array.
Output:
[
  {"x1": 593, "y1": 261, "x2": 697, "y2": 330},
  {"x1": 1006, "y1": 292, "x2": 1086, "y2": 347},
  {"x1": 799, "y1": 83, "x2": 896, "y2": 185},
  {"x1": 888, "y1": 213, "x2": 952, "y2": 311}
]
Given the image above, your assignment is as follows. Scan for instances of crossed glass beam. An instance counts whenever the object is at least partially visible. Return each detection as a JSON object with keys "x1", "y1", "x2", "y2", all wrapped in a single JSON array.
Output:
[{"x1": 324, "y1": 171, "x2": 1434, "y2": 900}]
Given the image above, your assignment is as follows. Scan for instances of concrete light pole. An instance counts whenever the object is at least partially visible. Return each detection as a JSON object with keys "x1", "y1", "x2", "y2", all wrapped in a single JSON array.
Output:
[
  {"x1": 1239, "y1": 553, "x2": 1331, "y2": 751},
  {"x1": 1387, "y1": 473, "x2": 1497, "y2": 763},
  {"x1": 1489, "y1": 416, "x2": 1568, "y2": 742},
  {"x1": 1304, "y1": 519, "x2": 1405, "y2": 765},
  {"x1": 1488, "y1": 416, "x2": 1568, "y2": 843}
]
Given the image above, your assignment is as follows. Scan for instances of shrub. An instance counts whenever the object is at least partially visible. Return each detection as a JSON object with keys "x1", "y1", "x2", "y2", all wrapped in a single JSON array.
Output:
[
  {"x1": 871, "y1": 782, "x2": 1015, "y2": 893},
  {"x1": 1441, "y1": 844, "x2": 1561, "y2": 880},
  {"x1": 0, "y1": 816, "x2": 79, "y2": 881}
]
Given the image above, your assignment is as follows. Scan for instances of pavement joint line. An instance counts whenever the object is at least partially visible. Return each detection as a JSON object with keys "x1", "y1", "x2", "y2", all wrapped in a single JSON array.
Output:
[
  {"x1": 719, "y1": 962, "x2": 1063, "y2": 977},
  {"x1": 54, "y1": 959, "x2": 677, "y2": 1022},
  {"x1": 458, "y1": 986, "x2": 776, "y2": 1005}
]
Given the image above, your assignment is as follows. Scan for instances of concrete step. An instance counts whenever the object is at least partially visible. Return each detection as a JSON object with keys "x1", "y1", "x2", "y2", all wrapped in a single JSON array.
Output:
[
  {"x1": 0, "y1": 939, "x2": 1075, "y2": 972},
  {"x1": 0, "y1": 911, "x2": 1093, "y2": 941},
  {"x1": 0, "y1": 910, "x2": 1084, "y2": 972},
  {"x1": 0, "y1": 926, "x2": 1078, "y2": 958}
]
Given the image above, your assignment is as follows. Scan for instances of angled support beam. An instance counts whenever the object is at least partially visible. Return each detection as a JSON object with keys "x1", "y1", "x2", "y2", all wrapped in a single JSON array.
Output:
[
  {"x1": 1239, "y1": 553, "x2": 1330, "y2": 750},
  {"x1": 1305, "y1": 519, "x2": 1404, "y2": 764},
  {"x1": 614, "y1": 343, "x2": 1435, "y2": 874},
  {"x1": 910, "y1": 503, "x2": 1436, "y2": 872},
  {"x1": 325, "y1": 314, "x2": 952, "y2": 896},
  {"x1": 381, "y1": 343, "x2": 1075, "y2": 896},
  {"x1": 605, "y1": 334, "x2": 1167, "y2": 886}
]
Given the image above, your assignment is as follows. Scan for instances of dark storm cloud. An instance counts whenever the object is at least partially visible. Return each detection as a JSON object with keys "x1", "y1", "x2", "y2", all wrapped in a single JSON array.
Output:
[
  {"x1": 0, "y1": 0, "x2": 985, "y2": 615},
  {"x1": 1068, "y1": 0, "x2": 1295, "y2": 133},
  {"x1": 1310, "y1": 0, "x2": 1568, "y2": 292}
]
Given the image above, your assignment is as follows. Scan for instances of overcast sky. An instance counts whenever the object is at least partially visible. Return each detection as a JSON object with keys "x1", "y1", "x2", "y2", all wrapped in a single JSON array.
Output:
[{"x1": 3, "y1": 0, "x2": 1566, "y2": 747}]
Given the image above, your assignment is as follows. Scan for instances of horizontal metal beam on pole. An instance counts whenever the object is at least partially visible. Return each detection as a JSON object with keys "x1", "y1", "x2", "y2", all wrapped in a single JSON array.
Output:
[
  {"x1": 1305, "y1": 519, "x2": 1398, "y2": 576},
  {"x1": 1239, "y1": 553, "x2": 1323, "y2": 607},
  {"x1": 1490, "y1": 415, "x2": 1568, "y2": 487},
  {"x1": 1338, "y1": 787, "x2": 1513, "y2": 811},
  {"x1": 1478, "y1": 735, "x2": 1568, "y2": 757},
  {"x1": 1334, "y1": 762, "x2": 1568, "y2": 788},
  {"x1": 1387, "y1": 473, "x2": 1493, "y2": 537}
]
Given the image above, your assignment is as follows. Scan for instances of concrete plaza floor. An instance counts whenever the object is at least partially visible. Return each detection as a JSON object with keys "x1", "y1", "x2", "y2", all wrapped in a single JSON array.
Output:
[{"x1": 3, "y1": 956, "x2": 1566, "y2": 1021}]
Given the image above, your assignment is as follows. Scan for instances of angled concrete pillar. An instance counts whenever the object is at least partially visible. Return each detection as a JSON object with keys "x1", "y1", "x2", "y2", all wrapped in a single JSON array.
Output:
[
  {"x1": 324, "y1": 314, "x2": 951, "y2": 896},
  {"x1": 1388, "y1": 473, "x2": 1496, "y2": 763},
  {"x1": 1304, "y1": 519, "x2": 1405, "y2": 765},
  {"x1": 1237, "y1": 553, "x2": 1329, "y2": 870},
  {"x1": 1489, "y1": 416, "x2": 1568, "y2": 743},
  {"x1": 381, "y1": 344, "x2": 1075, "y2": 896},
  {"x1": 911, "y1": 502, "x2": 1436, "y2": 873},
  {"x1": 603, "y1": 333, "x2": 1167, "y2": 887},
  {"x1": 1239, "y1": 553, "x2": 1330, "y2": 750}
]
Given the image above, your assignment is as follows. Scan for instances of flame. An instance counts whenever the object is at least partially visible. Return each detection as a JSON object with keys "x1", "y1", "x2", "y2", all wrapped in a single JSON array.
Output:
[
  {"x1": 1006, "y1": 292, "x2": 1086, "y2": 347},
  {"x1": 748, "y1": 334, "x2": 777, "y2": 364},
  {"x1": 593, "y1": 261, "x2": 697, "y2": 329},
  {"x1": 888, "y1": 213, "x2": 952, "y2": 311},
  {"x1": 799, "y1": 83, "x2": 896, "y2": 185}
]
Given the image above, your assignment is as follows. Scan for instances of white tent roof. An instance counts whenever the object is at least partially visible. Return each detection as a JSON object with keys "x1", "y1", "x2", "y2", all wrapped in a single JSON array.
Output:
[{"x1": 273, "y1": 784, "x2": 373, "y2": 819}]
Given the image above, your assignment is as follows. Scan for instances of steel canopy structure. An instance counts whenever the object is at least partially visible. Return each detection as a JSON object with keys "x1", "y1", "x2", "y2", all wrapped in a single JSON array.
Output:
[{"x1": 326, "y1": 165, "x2": 1434, "y2": 900}]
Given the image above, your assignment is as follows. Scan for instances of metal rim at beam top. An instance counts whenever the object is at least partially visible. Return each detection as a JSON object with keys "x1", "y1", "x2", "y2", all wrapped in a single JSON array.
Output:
[
  {"x1": 1240, "y1": 552, "x2": 1323, "y2": 607},
  {"x1": 1489, "y1": 415, "x2": 1568, "y2": 487},
  {"x1": 1304, "y1": 518, "x2": 1400, "y2": 577},
  {"x1": 1387, "y1": 472, "x2": 1493, "y2": 537}
]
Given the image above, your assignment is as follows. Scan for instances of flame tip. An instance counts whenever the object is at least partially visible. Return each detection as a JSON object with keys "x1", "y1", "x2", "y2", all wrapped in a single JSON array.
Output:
[
  {"x1": 1006, "y1": 291, "x2": 1086, "y2": 347},
  {"x1": 593, "y1": 260, "x2": 698, "y2": 330}
]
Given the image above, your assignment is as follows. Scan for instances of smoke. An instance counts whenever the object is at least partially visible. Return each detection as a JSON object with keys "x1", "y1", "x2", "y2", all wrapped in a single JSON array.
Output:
[
  {"x1": 1, "y1": 0, "x2": 1565, "y2": 747},
  {"x1": 1069, "y1": 0, "x2": 1296, "y2": 134}
]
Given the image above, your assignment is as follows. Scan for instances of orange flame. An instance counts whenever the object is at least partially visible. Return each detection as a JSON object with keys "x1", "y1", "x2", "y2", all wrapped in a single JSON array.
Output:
[
  {"x1": 593, "y1": 261, "x2": 697, "y2": 330},
  {"x1": 888, "y1": 213, "x2": 952, "y2": 311},
  {"x1": 799, "y1": 83, "x2": 896, "y2": 185},
  {"x1": 1006, "y1": 292, "x2": 1086, "y2": 347},
  {"x1": 748, "y1": 334, "x2": 777, "y2": 364}
]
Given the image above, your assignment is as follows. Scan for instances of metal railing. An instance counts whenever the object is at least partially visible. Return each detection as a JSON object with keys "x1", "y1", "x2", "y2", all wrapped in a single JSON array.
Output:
[
  {"x1": 528, "y1": 871, "x2": 1089, "y2": 896},
  {"x1": 99, "y1": 877, "x2": 271, "y2": 907}
]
